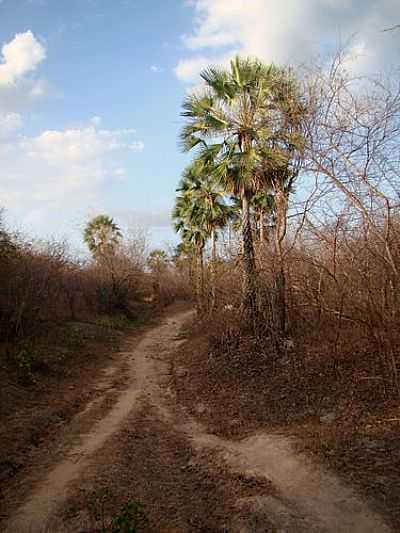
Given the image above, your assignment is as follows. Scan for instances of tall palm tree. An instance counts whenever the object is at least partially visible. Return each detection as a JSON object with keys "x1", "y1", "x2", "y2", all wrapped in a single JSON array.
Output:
[
  {"x1": 180, "y1": 56, "x2": 305, "y2": 326},
  {"x1": 180, "y1": 57, "x2": 286, "y2": 318},
  {"x1": 84, "y1": 215, "x2": 122, "y2": 259}
]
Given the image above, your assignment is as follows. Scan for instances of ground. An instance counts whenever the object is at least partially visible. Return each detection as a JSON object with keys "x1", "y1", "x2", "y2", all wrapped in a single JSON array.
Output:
[{"x1": 0, "y1": 304, "x2": 395, "y2": 532}]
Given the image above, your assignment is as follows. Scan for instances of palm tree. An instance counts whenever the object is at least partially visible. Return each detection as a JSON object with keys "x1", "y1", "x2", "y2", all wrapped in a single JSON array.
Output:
[
  {"x1": 147, "y1": 249, "x2": 168, "y2": 273},
  {"x1": 173, "y1": 193, "x2": 207, "y2": 311},
  {"x1": 148, "y1": 249, "x2": 168, "y2": 299},
  {"x1": 178, "y1": 162, "x2": 232, "y2": 262},
  {"x1": 176, "y1": 162, "x2": 233, "y2": 310},
  {"x1": 173, "y1": 240, "x2": 196, "y2": 284},
  {"x1": 180, "y1": 57, "x2": 284, "y2": 318},
  {"x1": 84, "y1": 215, "x2": 122, "y2": 259},
  {"x1": 83, "y1": 214, "x2": 123, "y2": 312},
  {"x1": 251, "y1": 191, "x2": 275, "y2": 245},
  {"x1": 180, "y1": 56, "x2": 305, "y2": 327}
]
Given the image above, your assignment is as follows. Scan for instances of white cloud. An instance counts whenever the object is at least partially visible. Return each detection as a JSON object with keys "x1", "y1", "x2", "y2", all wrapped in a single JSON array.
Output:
[
  {"x1": 0, "y1": 78, "x2": 55, "y2": 115},
  {"x1": 90, "y1": 115, "x2": 102, "y2": 126},
  {"x1": 0, "y1": 120, "x2": 144, "y2": 221},
  {"x1": 0, "y1": 32, "x2": 53, "y2": 114},
  {"x1": 0, "y1": 111, "x2": 22, "y2": 137},
  {"x1": 176, "y1": 0, "x2": 400, "y2": 82},
  {"x1": 113, "y1": 166, "x2": 126, "y2": 180},
  {"x1": 0, "y1": 31, "x2": 46, "y2": 86},
  {"x1": 150, "y1": 65, "x2": 163, "y2": 73},
  {"x1": 175, "y1": 54, "x2": 215, "y2": 83},
  {"x1": 111, "y1": 208, "x2": 172, "y2": 228},
  {"x1": 175, "y1": 50, "x2": 238, "y2": 83},
  {"x1": 130, "y1": 140, "x2": 145, "y2": 152}
]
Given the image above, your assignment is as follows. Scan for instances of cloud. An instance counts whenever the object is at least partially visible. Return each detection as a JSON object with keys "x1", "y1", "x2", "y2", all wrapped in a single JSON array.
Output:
[
  {"x1": 150, "y1": 65, "x2": 163, "y2": 73},
  {"x1": 175, "y1": 50, "x2": 238, "y2": 83},
  {"x1": 0, "y1": 31, "x2": 46, "y2": 86},
  {"x1": 0, "y1": 77, "x2": 55, "y2": 115},
  {"x1": 176, "y1": 0, "x2": 400, "y2": 82},
  {"x1": 90, "y1": 115, "x2": 102, "y2": 126},
  {"x1": 0, "y1": 31, "x2": 54, "y2": 114},
  {"x1": 0, "y1": 111, "x2": 22, "y2": 137},
  {"x1": 110, "y1": 208, "x2": 172, "y2": 229},
  {"x1": 130, "y1": 140, "x2": 145, "y2": 152},
  {"x1": 0, "y1": 118, "x2": 144, "y2": 223}
]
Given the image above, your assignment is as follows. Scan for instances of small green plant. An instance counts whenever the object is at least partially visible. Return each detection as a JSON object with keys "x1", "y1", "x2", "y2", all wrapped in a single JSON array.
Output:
[
  {"x1": 64, "y1": 328, "x2": 86, "y2": 350},
  {"x1": 86, "y1": 486, "x2": 112, "y2": 531},
  {"x1": 84, "y1": 488, "x2": 146, "y2": 532},
  {"x1": 14, "y1": 347, "x2": 38, "y2": 371},
  {"x1": 111, "y1": 499, "x2": 147, "y2": 532},
  {"x1": 108, "y1": 314, "x2": 133, "y2": 330}
]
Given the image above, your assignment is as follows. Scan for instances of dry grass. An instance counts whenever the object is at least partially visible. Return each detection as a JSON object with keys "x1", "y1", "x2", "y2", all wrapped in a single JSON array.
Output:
[{"x1": 172, "y1": 213, "x2": 400, "y2": 528}]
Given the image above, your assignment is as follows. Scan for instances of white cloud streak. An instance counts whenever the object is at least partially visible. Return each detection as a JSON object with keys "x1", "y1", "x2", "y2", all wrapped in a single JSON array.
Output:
[
  {"x1": 0, "y1": 118, "x2": 144, "y2": 222},
  {"x1": 176, "y1": 0, "x2": 400, "y2": 82},
  {"x1": 0, "y1": 111, "x2": 22, "y2": 137}
]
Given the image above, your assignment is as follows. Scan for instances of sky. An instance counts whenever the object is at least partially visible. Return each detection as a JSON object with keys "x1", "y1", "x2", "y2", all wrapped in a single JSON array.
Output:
[{"x1": 0, "y1": 0, "x2": 399, "y2": 251}]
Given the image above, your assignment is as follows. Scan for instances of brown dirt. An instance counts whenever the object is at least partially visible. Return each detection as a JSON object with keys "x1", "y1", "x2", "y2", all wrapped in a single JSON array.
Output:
[
  {"x1": 174, "y1": 321, "x2": 400, "y2": 531},
  {"x1": 0, "y1": 306, "x2": 158, "y2": 529},
  {"x1": 1, "y1": 306, "x2": 394, "y2": 532}
]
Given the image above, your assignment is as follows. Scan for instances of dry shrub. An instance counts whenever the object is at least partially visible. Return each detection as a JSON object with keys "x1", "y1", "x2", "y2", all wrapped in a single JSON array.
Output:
[
  {"x1": 156, "y1": 267, "x2": 192, "y2": 307},
  {"x1": 85, "y1": 252, "x2": 147, "y2": 317},
  {"x1": 0, "y1": 236, "x2": 77, "y2": 339},
  {"x1": 204, "y1": 212, "x2": 400, "y2": 422},
  {"x1": 0, "y1": 217, "x2": 149, "y2": 342},
  {"x1": 286, "y1": 216, "x2": 400, "y2": 401}
]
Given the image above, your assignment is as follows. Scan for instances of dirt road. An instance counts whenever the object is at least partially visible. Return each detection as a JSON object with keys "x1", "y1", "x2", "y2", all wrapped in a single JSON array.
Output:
[{"x1": 4, "y1": 307, "x2": 392, "y2": 532}]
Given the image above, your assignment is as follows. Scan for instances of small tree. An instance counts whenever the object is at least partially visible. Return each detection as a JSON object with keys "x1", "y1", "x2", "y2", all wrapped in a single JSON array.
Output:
[
  {"x1": 83, "y1": 215, "x2": 125, "y2": 313},
  {"x1": 84, "y1": 215, "x2": 122, "y2": 259},
  {"x1": 147, "y1": 249, "x2": 169, "y2": 300}
]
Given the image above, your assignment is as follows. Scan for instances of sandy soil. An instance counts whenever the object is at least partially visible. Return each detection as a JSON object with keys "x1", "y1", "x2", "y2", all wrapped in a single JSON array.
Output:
[{"x1": 2, "y1": 305, "x2": 392, "y2": 532}]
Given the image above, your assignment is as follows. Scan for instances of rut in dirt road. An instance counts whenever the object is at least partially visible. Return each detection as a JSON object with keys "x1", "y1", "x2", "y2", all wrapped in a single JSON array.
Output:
[
  {"x1": 136, "y1": 311, "x2": 392, "y2": 533},
  {"x1": 7, "y1": 307, "x2": 392, "y2": 532},
  {"x1": 6, "y1": 311, "x2": 190, "y2": 533}
]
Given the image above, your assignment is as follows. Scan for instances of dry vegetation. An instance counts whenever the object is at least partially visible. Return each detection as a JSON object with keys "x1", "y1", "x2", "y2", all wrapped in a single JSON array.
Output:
[
  {"x1": 175, "y1": 214, "x2": 400, "y2": 526},
  {"x1": 1, "y1": 49, "x2": 400, "y2": 530},
  {"x1": 171, "y1": 53, "x2": 400, "y2": 528},
  {"x1": 0, "y1": 212, "x2": 190, "y2": 510}
]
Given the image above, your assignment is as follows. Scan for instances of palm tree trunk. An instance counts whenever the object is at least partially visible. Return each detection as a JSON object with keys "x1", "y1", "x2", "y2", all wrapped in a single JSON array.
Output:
[
  {"x1": 272, "y1": 187, "x2": 288, "y2": 334},
  {"x1": 210, "y1": 228, "x2": 216, "y2": 312},
  {"x1": 241, "y1": 192, "x2": 257, "y2": 320},
  {"x1": 194, "y1": 244, "x2": 206, "y2": 313},
  {"x1": 228, "y1": 223, "x2": 232, "y2": 251},
  {"x1": 260, "y1": 216, "x2": 264, "y2": 243},
  {"x1": 199, "y1": 245, "x2": 205, "y2": 311}
]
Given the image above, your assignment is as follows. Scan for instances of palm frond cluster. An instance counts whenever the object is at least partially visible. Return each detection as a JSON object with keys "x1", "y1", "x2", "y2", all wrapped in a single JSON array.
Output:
[{"x1": 174, "y1": 56, "x2": 306, "y2": 323}]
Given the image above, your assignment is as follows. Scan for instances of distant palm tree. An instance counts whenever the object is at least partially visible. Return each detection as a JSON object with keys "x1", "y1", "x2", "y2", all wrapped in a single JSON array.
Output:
[
  {"x1": 173, "y1": 187, "x2": 208, "y2": 311},
  {"x1": 177, "y1": 162, "x2": 233, "y2": 310},
  {"x1": 84, "y1": 215, "x2": 122, "y2": 259},
  {"x1": 147, "y1": 249, "x2": 168, "y2": 298},
  {"x1": 178, "y1": 162, "x2": 232, "y2": 263},
  {"x1": 147, "y1": 249, "x2": 169, "y2": 276}
]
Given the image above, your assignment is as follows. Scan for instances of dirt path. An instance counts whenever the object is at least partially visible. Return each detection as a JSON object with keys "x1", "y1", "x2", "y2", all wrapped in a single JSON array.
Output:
[{"x1": 6, "y1": 307, "x2": 392, "y2": 532}]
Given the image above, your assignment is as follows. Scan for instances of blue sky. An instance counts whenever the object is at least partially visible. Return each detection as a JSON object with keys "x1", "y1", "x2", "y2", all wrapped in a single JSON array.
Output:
[{"x1": 0, "y1": 0, "x2": 399, "y2": 252}]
